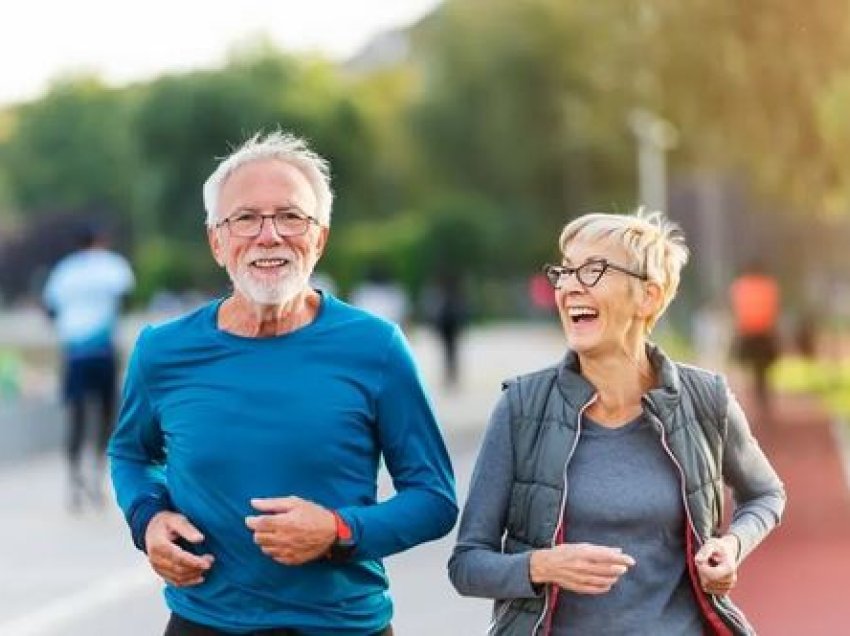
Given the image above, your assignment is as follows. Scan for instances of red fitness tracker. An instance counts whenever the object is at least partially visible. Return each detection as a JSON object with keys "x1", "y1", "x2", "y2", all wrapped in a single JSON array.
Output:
[{"x1": 327, "y1": 510, "x2": 356, "y2": 562}]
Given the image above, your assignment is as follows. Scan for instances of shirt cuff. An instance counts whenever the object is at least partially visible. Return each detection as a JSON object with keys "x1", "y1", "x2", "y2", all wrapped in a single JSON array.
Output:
[{"x1": 128, "y1": 491, "x2": 174, "y2": 552}]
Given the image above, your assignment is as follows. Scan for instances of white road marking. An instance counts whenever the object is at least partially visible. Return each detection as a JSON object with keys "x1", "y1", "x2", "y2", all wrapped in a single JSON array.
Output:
[{"x1": 0, "y1": 565, "x2": 157, "y2": 636}]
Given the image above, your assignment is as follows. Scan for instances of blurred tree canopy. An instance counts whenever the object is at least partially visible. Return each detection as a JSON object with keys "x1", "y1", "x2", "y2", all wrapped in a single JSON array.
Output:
[
  {"x1": 0, "y1": 0, "x2": 848, "y2": 317},
  {"x1": 0, "y1": 75, "x2": 136, "y2": 215},
  {"x1": 639, "y1": 1, "x2": 850, "y2": 217}
]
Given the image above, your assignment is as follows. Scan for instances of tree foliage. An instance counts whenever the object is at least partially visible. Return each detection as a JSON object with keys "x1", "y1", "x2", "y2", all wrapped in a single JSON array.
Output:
[
  {"x1": 0, "y1": 75, "x2": 136, "y2": 216},
  {"x1": 1, "y1": 1, "x2": 849, "y2": 311}
]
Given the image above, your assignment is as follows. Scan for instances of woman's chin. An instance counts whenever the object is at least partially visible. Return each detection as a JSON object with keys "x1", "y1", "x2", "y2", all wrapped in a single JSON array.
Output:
[
  {"x1": 566, "y1": 337, "x2": 595, "y2": 354},
  {"x1": 564, "y1": 327, "x2": 601, "y2": 353}
]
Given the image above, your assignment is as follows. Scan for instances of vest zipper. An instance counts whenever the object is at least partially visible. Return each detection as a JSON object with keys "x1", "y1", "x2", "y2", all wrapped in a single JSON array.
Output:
[
  {"x1": 531, "y1": 394, "x2": 597, "y2": 636},
  {"x1": 643, "y1": 401, "x2": 741, "y2": 635},
  {"x1": 488, "y1": 600, "x2": 515, "y2": 634},
  {"x1": 643, "y1": 404, "x2": 703, "y2": 546}
]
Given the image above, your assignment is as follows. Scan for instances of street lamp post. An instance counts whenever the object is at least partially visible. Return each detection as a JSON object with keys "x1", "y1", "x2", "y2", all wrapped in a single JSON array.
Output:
[{"x1": 629, "y1": 108, "x2": 678, "y2": 212}]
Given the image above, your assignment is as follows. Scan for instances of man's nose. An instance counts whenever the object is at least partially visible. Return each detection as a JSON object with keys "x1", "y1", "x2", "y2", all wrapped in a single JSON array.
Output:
[{"x1": 255, "y1": 216, "x2": 284, "y2": 244}]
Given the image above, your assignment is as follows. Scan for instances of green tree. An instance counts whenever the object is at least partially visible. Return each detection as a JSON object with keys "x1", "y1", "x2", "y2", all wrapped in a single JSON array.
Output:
[
  {"x1": 130, "y1": 47, "x2": 382, "y2": 294},
  {"x1": 410, "y1": 0, "x2": 638, "y2": 271},
  {"x1": 639, "y1": 1, "x2": 850, "y2": 215},
  {"x1": 0, "y1": 75, "x2": 136, "y2": 216}
]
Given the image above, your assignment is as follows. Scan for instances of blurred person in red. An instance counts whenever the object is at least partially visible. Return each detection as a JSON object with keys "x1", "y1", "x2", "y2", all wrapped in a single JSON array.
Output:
[
  {"x1": 529, "y1": 271, "x2": 557, "y2": 313},
  {"x1": 729, "y1": 261, "x2": 781, "y2": 417}
]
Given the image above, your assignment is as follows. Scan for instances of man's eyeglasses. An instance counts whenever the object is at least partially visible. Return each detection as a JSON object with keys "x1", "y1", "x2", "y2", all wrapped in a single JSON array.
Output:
[
  {"x1": 542, "y1": 259, "x2": 647, "y2": 289},
  {"x1": 215, "y1": 209, "x2": 320, "y2": 238}
]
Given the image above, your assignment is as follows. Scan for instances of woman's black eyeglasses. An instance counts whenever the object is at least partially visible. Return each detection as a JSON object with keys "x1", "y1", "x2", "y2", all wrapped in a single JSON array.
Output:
[{"x1": 542, "y1": 260, "x2": 647, "y2": 289}]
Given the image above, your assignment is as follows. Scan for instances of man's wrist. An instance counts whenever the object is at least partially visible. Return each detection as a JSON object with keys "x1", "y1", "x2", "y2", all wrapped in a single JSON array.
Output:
[
  {"x1": 326, "y1": 510, "x2": 356, "y2": 562},
  {"x1": 129, "y1": 495, "x2": 173, "y2": 552}
]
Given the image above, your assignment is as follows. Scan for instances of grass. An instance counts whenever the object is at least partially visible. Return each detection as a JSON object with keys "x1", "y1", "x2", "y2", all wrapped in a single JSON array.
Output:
[{"x1": 770, "y1": 355, "x2": 850, "y2": 420}]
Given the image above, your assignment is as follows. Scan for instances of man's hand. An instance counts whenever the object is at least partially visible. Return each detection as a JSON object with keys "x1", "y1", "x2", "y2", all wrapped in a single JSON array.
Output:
[
  {"x1": 529, "y1": 543, "x2": 635, "y2": 595},
  {"x1": 694, "y1": 534, "x2": 739, "y2": 596},
  {"x1": 245, "y1": 496, "x2": 337, "y2": 565},
  {"x1": 145, "y1": 511, "x2": 214, "y2": 587}
]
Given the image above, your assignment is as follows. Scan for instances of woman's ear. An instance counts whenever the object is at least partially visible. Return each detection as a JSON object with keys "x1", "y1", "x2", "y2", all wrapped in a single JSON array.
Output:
[{"x1": 638, "y1": 281, "x2": 663, "y2": 319}]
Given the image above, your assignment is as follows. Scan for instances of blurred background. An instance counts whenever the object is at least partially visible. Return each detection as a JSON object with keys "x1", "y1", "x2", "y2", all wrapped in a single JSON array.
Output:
[{"x1": 1, "y1": 0, "x2": 849, "y2": 634}]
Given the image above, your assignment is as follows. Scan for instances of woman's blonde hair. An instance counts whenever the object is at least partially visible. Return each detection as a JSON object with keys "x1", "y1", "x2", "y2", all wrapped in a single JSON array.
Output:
[{"x1": 558, "y1": 208, "x2": 689, "y2": 333}]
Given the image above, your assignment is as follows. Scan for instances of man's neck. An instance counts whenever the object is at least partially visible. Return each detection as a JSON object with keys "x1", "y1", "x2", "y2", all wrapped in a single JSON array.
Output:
[{"x1": 218, "y1": 289, "x2": 321, "y2": 337}]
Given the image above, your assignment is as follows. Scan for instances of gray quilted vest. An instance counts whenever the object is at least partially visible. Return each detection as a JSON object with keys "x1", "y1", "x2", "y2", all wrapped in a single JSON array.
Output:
[{"x1": 488, "y1": 346, "x2": 754, "y2": 636}]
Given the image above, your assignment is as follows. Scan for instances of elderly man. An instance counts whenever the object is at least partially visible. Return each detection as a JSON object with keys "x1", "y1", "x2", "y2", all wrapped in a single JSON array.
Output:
[{"x1": 108, "y1": 132, "x2": 457, "y2": 635}]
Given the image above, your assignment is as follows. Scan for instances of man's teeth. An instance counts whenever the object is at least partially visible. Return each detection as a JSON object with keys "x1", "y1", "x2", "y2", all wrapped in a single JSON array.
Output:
[{"x1": 251, "y1": 258, "x2": 288, "y2": 268}]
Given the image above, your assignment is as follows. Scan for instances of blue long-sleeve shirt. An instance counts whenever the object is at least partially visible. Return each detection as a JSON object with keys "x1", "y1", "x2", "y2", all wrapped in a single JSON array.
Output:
[{"x1": 108, "y1": 294, "x2": 457, "y2": 634}]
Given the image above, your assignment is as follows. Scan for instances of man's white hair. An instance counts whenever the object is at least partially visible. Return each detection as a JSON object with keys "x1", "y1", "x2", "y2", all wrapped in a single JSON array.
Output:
[
  {"x1": 202, "y1": 131, "x2": 334, "y2": 227},
  {"x1": 558, "y1": 208, "x2": 690, "y2": 333}
]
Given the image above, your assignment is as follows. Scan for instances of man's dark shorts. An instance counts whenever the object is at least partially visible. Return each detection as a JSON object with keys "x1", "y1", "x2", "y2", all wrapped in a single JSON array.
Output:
[
  {"x1": 164, "y1": 612, "x2": 393, "y2": 636},
  {"x1": 63, "y1": 352, "x2": 117, "y2": 403}
]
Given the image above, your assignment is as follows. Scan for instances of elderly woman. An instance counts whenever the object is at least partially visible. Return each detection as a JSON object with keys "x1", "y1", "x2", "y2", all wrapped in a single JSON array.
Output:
[{"x1": 449, "y1": 210, "x2": 785, "y2": 635}]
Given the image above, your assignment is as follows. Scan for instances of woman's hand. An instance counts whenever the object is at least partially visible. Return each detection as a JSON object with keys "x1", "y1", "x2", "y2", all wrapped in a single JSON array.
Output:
[
  {"x1": 694, "y1": 534, "x2": 739, "y2": 596},
  {"x1": 529, "y1": 543, "x2": 635, "y2": 594}
]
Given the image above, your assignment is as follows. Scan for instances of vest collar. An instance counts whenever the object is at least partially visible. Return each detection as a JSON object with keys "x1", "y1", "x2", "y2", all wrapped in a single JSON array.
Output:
[{"x1": 557, "y1": 343, "x2": 682, "y2": 424}]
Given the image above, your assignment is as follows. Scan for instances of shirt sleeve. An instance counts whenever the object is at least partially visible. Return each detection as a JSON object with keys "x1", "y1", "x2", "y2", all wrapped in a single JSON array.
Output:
[
  {"x1": 448, "y1": 392, "x2": 542, "y2": 599},
  {"x1": 107, "y1": 327, "x2": 171, "y2": 551},
  {"x1": 720, "y1": 376, "x2": 786, "y2": 561},
  {"x1": 115, "y1": 254, "x2": 136, "y2": 295},
  {"x1": 336, "y1": 327, "x2": 458, "y2": 559}
]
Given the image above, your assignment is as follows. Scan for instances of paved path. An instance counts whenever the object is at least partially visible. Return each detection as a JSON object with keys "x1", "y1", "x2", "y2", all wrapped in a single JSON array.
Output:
[
  {"x1": 2, "y1": 323, "x2": 849, "y2": 634},
  {"x1": 731, "y1": 390, "x2": 850, "y2": 635}
]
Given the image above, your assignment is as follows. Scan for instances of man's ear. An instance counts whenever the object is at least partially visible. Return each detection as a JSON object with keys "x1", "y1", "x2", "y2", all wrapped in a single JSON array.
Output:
[
  {"x1": 208, "y1": 226, "x2": 226, "y2": 267},
  {"x1": 314, "y1": 226, "x2": 329, "y2": 260}
]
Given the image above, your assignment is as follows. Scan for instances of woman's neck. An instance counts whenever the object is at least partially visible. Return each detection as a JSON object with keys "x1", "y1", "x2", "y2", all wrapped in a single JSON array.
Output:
[{"x1": 579, "y1": 343, "x2": 655, "y2": 426}]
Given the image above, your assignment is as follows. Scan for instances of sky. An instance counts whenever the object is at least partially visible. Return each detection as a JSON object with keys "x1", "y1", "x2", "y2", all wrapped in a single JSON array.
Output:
[{"x1": 0, "y1": 0, "x2": 441, "y2": 106}]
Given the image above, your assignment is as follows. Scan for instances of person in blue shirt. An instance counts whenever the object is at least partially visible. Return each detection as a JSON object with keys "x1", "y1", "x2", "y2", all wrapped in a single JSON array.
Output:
[
  {"x1": 108, "y1": 131, "x2": 457, "y2": 635},
  {"x1": 43, "y1": 223, "x2": 135, "y2": 511}
]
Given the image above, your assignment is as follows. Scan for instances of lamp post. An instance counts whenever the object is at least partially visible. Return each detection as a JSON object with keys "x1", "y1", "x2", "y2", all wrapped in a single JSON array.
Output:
[{"x1": 629, "y1": 108, "x2": 678, "y2": 212}]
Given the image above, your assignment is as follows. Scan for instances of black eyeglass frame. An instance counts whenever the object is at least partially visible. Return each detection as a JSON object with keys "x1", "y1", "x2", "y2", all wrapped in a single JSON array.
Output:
[
  {"x1": 542, "y1": 259, "x2": 647, "y2": 289},
  {"x1": 214, "y1": 209, "x2": 321, "y2": 238}
]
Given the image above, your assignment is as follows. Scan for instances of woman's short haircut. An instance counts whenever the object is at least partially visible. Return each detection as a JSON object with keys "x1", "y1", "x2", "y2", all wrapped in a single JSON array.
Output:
[
  {"x1": 558, "y1": 208, "x2": 690, "y2": 332},
  {"x1": 202, "y1": 131, "x2": 334, "y2": 227}
]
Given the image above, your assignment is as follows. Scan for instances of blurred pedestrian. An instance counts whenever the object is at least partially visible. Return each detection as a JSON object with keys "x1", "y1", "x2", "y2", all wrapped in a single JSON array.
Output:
[
  {"x1": 729, "y1": 261, "x2": 781, "y2": 415},
  {"x1": 528, "y1": 271, "x2": 557, "y2": 315},
  {"x1": 794, "y1": 309, "x2": 817, "y2": 360},
  {"x1": 43, "y1": 222, "x2": 135, "y2": 511},
  {"x1": 108, "y1": 131, "x2": 456, "y2": 635},
  {"x1": 692, "y1": 298, "x2": 731, "y2": 370},
  {"x1": 428, "y1": 271, "x2": 468, "y2": 388},
  {"x1": 449, "y1": 210, "x2": 785, "y2": 635},
  {"x1": 349, "y1": 261, "x2": 410, "y2": 330}
]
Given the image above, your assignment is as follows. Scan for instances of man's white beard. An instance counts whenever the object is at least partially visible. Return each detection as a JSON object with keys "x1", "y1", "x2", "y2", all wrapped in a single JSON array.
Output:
[{"x1": 232, "y1": 259, "x2": 311, "y2": 306}]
